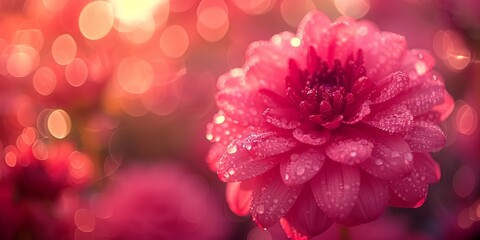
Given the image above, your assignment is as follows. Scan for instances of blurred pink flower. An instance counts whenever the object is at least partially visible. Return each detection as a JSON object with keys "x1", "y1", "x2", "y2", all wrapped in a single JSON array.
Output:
[
  {"x1": 91, "y1": 164, "x2": 231, "y2": 240},
  {"x1": 206, "y1": 11, "x2": 453, "y2": 239}
]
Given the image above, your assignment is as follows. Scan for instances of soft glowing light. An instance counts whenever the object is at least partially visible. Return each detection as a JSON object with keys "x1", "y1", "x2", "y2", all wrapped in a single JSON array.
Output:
[
  {"x1": 69, "y1": 151, "x2": 94, "y2": 184},
  {"x1": 65, "y1": 58, "x2": 88, "y2": 87},
  {"x1": 458, "y1": 208, "x2": 474, "y2": 229},
  {"x1": 117, "y1": 57, "x2": 153, "y2": 94},
  {"x1": 160, "y1": 25, "x2": 189, "y2": 58},
  {"x1": 120, "y1": 14, "x2": 155, "y2": 44},
  {"x1": 280, "y1": 0, "x2": 316, "y2": 27},
  {"x1": 74, "y1": 209, "x2": 96, "y2": 233},
  {"x1": 232, "y1": 0, "x2": 275, "y2": 15},
  {"x1": 196, "y1": 5, "x2": 229, "y2": 42},
  {"x1": 170, "y1": 0, "x2": 197, "y2": 12},
  {"x1": 13, "y1": 29, "x2": 44, "y2": 51},
  {"x1": 22, "y1": 127, "x2": 37, "y2": 145},
  {"x1": 334, "y1": 0, "x2": 370, "y2": 19},
  {"x1": 290, "y1": 37, "x2": 301, "y2": 47},
  {"x1": 79, "y1": 1, "x2": 114, "y2": 40},
  {"x1": 47, "y1": 109, "x2": 71, "y2": 139},
  {"x1": 433, "y1": 30, "x2": 471, "y2": 71},
  {"x1": 33, "y1": 67, "x2": 56, "y2": 96},
  {"x1": 453, "y1": 166, "x2": 476, "y2": 198},
  {"x1": 32, "y1": 140, "x2": 49, "y2": 160},
  {"x1": 7, "y1": 45, "x2": 39, "y2": 77},
  {"x1": 51, "y1": 34, "x2": 77, "y2": 65},
  {"x1": 454, "y1": 102, "x2": 478, "y2": 135},
  {"x1": 4, "y1": 146, "x2": 17, "y2": 167},
  {"x1": 214, "y1": 115, "x2": 226, "y2": 124},
  {"x1": 110, "y1": 0, "x2": 169, "y2": 27},
  {"x1": 42, "y1": 0, "x2": 68, "y2": 12}
]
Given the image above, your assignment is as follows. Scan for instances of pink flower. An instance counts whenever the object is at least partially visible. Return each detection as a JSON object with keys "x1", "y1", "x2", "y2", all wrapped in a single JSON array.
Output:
[
  {"x1": 90, "y1": 164, "x2": 231, "y2": 240},
  {"x1": 206, "y1": 11, "x2": 453, "y2": 239}
]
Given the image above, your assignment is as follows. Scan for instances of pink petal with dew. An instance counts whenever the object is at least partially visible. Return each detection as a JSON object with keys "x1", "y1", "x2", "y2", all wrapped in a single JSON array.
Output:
[
  {"x1": 394, "y1": 71, "x2": 445, "y2": 116},
  {"x1": 361, "y1": 133, "x2": 414, "y2": 180},
  {"x1": 242, "y1": 131, "x2": 298, "y2": 158},
  {"x1": 325, "y1": 130, "x2": 374, "y2": 165},
  {"x1": 226, "y1": 180, "x2": 254, "y2": 216},
  {"x1": 412, "y1": 153, "x2": 441, "y2": 184},
  {"x1": 263, "y1": 108, "x2": 302, "y2": 130},
  {"x1": 216, "y1": 87, "x2": 264, "y2": 126},
  {"x1": 311, "y1": 161, "x2": 361, "y2": 220},
  {"x1": 296, "y1": 11, "x2": 332, "y2": 59},
  {"x1": 400, "y1": 49, "x2": 436, "y2": 81},
  {"x1": 371, "y1": 71, "x2": 409, "y2": 104},
  {"x1": 388, "y1": 166, "x2": 428, "y2": 208},
  {"x1": 280, "y1": 147, "x2": 325, "y2": 185},
  {"x1": 324, "y1": 22, "x2": 357, "y2": 64},
  {"x1": 364, "y1": 104, "x2": 414, "y2": 134},
  {"x1": 280, "y1": 188, "x2": 333, "y2": 240},
  {"x1": 339, "y1": 174, "x2": 388, "y2": 226},
  {"x1": 251, "y1": 170, "x2": 303, "y2": 228},
  {"x1": 206, "y1": 110, "x2": 249, "y2": 146},
  {"x1": 292, "y1": 125, "x2": 331, "y2": 146},
  {"x1": 363, "y1": 31, "x2": 407, "y2": 79},
  {"x1": 217, "y1": 138, "x2": 278, "y2": 182},
  {"x1": 245, "y1": 32, "x2": 301, "y2": 93},
  {"x1": 405, "y1": 121, "x2": 446, "y2": 152}
]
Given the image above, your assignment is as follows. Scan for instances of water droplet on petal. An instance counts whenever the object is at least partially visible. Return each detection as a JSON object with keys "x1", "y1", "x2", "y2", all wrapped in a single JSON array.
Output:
[
  {"x1": 296, "y1": 166, "x2": 305, "y2": 176},
  {"x1": 257, "y1": 204, "x2": 265, "y2": 214},
  {"x1": 227, "y1": 144, "x2": 238, "y2": 154},
  {"x1": 374, "y1": 159, "x2": 383, "y2": 166}
]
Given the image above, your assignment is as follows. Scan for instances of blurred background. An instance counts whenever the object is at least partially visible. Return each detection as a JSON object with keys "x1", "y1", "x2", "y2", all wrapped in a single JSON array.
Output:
[{"x1": 0, "y1": 0, "x2": 479, "y2": 239}]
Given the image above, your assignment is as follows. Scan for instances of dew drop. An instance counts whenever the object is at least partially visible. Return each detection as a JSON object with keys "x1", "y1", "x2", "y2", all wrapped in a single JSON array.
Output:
[
  {"x1": 374, "y1": 159, "x2": 383, "y2": 166},
  {"x1": 296, "y1": 166, "x2": 305, "y2": 176},
  {"x1": 227, "y1": 144, "x2": 238, "y2": 154},
  {"x1": 245, "y1": 144, "x2": 253, "y2": 151},
  {"x1": 257, "y1": 205, "x2": 265, "y2": 214},
  {"x1": 344, "y1": 184, "x2": 351, "y2": 190},
  {"x1": 404, "y1": 153, "x2": 413, "y2": 161},
  {"x1": 349, "y1": 151, "x2": 357, "y2": 157},
  {"x1": 284, "y1": 174, "x2": 290, "y2": 180},
  {"x1": 228, "y1": 168, "x2": 235, "y2": 175},
  {"x1": 391, "y1": 151, "x2": 400, "y2": 158}
]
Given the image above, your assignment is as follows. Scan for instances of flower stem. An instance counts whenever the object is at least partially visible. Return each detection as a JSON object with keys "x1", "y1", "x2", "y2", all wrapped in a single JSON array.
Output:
[{"x1": 339, "y1": 226, "x2": 350, "y2": 240}]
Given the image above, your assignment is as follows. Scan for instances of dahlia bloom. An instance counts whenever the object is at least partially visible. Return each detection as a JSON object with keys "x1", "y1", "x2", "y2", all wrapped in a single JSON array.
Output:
[
  {"x1": 206, "y1": 11, "x2": 453, "y2": 238},
  {"x1": 90, "y1": 164, "x2": 231, "y2": 240}
]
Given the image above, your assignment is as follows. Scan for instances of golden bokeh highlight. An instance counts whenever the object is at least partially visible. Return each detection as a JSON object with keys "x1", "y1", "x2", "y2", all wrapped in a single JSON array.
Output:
[
  {"x1": 454, "y1": 102, "x2": 478, "y2": 136},
  {"x1": 47, "y1": 109, "x2": 72, "y2": 139},
  {"x1": 232, "y1": 0, "x2": 275, "y2": 15},
  {"x1": 116, "y1": 57, "x2": 153, "y2": 94},
  {"x1": 433, "y1": 30, "x2": 471, "y2": 71},
  {"x1": 280, "y1": 0, "x2": 316, "y2": 27},
  {"x1": 79, "y1": 1, "x2": 115, "y2": 41},
  {"x1": 74, "y1": 208, "x2": 96, "y2": 233},
  {"x1": 6, "y1": 45, "x2": 39, "y2": 77},
  {"x1": 51, "y1": 34, "x2": 77, "y2": 65},
  {"x1": 160, "y1": 25, "x2": 189, "y2": 58},
  {"x1": 197, "y1": 5, "x2": 229, "y2": 42},
  {"x1": 65, "y1": 58, "x2": 88, "y2": 87},
  {"x1": 33, "y1": 67, "x2": 56, "y2": 96},
  {"x1": 334, "y1": 0, "x2": 370, "y2": 19}
]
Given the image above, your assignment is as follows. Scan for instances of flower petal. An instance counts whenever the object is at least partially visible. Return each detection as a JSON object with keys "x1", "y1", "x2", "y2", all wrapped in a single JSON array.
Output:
[
  {"x1": 364, "y1": 31, "x2": 407, "y2": 78},
  {"x1": 297, "y1": 11, "x2": 332, "y2": 56},
  {"x1": 311, "y1": 161, "x2": 361, "y2": 220},
  {"x1": 243, "y1": 131, "x2": 298, "y2": 158},
  {"x1": 245, "y1": 32, "x2": 301, "y2": 93},
  {"x1": 251, "y1": 170, "x2": 303, "y2": 228},
  {"x1": 412, "y1": 153, "x2": 440, "y2": 184},
  {"x1": 206, "y1": 143, "x2": 225, "y2": 171},
  {"x1": 216, "y1": 88, "x2": 264, "y2": 126},
  {"x1": 226, "y1": 180, "x2": 254, "y2": 216},
  {"x1": 405, "y1": 121, "x2": 446, "y2": 152},
  {"x1": 400, "y1": 49, "x2": 436, "y2": 81},
  {"x1": 388, "y1": 167, "x2": 428, "y2": 208},
  {"x1": 292, "y1": 125, "x2": 330, "y2": 146},
  {"x1": 325, "y1": 131, "x2": 374, "y2": 165},
  {"x1": 206, "y1": 110, "x2": 249, "y2": 146},
  {"x1": 431, "y1": 90, "x2": 454, "y2": 121},
  {"x1": 361, "y1": 133, "x2": 414, "y2": 180},
  {"x1": 263, "y1": 108, "x2": 302, "y2": 130},
  {"x1": 280, "y1": 148, "x2": 326, "y2": 185},
  {"x1": 394, "y1": 71, "x2": 445, "y2": 116},
  {"x1": 217, "y1": 139, "x2": 278, "y2": 182},
  {"x1": 280, "y1": 188, "x2": 333, "y2": 239},
  {"x1": 364, "y1": 104, "x2": 413, "y2": 134},
  {"x1": 371, "y1": 71, "x2": 409, "y2": 104},
  {"x1": 339, "y1": 174, "x2": 388, "y2": 226}
]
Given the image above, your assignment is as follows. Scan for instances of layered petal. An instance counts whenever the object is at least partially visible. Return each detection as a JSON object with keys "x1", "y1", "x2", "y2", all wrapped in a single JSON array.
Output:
[
  {"x1": 311, "y1": 161, "x2": 361, "y2": 220},
  {"x1": 363, "y1": 32, "x2": 407, "y2": 78},
  {"x1": 364, "y1": 104, "x2": 414, "y2": 134},
  {"x1": 251, "y1": 170, "x2": 303, "y2": 228},
  {"x1": 405, "y1": 121, "x2": 446, "y2": 152},
  {"x1": 280, "y1": 148, "x2": 325, "y2": 185},
  {"x1": 339, "y1": 174, "x2": 388, "y2": 226},
  {"x1": 371, "y1": 71, "x2": 409, "y2": 104},
  {"x1": 292, "y1": 125, "x2": 330, "y2": 146},
  {"x1": 361, "y1": 133, "x2": 414, "y2": 180},
  {"x1": 280, "y1": 188, "x2": 333, "y2": 239},
  {"x1": 325, "y1": 130, "x2": 374, "y2": 165},
  {"x1": 226, "y1": 180, "x2": 254, "y2": 216}
]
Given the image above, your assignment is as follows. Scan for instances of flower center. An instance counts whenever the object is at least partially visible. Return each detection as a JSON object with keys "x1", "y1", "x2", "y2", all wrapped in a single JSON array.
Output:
[{"x1": 284, "y1": 47, "x2": 374, "y2": 129}]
